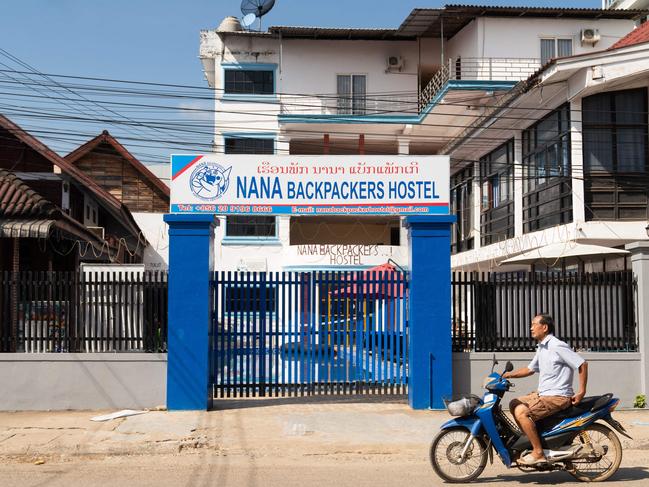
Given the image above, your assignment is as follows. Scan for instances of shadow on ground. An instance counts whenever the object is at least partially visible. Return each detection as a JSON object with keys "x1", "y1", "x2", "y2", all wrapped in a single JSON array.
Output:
[
  {"x1": 480, "y1": 466, "x2": 649, "y2": 484},
  {"x1": 211, "y1": 394, "x2": 408, "y2": 410}
]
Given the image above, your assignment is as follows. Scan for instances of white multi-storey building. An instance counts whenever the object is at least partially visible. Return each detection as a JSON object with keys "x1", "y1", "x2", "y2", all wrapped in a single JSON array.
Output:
[{"x1": 199, "y1": 5, "x2": 648, "y2": 272}]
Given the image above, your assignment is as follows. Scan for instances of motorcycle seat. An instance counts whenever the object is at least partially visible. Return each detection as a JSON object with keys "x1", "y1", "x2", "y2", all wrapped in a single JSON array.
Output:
[{"x1": 545, "y1": 393, "x2": 614, "y2": 421}]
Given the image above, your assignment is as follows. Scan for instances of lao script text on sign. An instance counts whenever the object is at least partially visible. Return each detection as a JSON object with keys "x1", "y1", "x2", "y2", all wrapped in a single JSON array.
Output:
[{"x1": 170, "y1": 155, "x2": 449, "y2": 216}]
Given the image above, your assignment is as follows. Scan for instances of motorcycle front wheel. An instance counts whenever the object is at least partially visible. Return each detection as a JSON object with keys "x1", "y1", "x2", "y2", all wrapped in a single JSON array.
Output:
[
  {"x1": 567, "y1": 423, "x2": 622, "y2": 482},
  {"x1": 430, "y1": 427, "x2": 488, "y2": 483}
]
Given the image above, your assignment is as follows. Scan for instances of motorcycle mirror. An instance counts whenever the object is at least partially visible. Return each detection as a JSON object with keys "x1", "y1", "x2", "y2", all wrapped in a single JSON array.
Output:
[
  {"x1": 491, "y1": 353, "x2": 499, "y2": 373},
  {"x1": 505, "y1": 361, "x2": 514, "y2": 373}
]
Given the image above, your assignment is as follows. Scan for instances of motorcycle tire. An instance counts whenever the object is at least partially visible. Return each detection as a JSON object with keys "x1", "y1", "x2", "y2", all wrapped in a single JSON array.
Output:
[
  {"x1": 430, "y1": 427, "x2": 488, "y2": 483},
  {"x1": 566, "y1": 423, "x2": 622, "y2": 482}
]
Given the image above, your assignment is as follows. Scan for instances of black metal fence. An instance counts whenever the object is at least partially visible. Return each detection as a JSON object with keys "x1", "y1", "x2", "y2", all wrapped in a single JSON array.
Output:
[
  {"x1": 0, "y1": 271, "x2": 168, "y2": 353},
  {"x1": 452, "y1": 271, "x2": 637, "y2": 352}
]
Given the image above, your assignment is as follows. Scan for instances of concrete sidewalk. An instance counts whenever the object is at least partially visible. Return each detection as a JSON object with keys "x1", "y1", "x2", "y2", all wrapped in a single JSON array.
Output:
[{"x1": 2, "y1": 399, "x2": 649, "y2": 463}]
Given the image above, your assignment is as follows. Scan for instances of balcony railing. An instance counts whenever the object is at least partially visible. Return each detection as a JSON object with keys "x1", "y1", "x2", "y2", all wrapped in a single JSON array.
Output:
[
  {"x1": 280, "y1": 93, "x2": 419, "y2": 118},
  {"x1": 419, "y1": 57, "x2": 541, "y2": 112}
]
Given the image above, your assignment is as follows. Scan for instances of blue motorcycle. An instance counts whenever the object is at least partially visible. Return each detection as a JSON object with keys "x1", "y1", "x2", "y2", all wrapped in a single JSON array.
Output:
[{"x1": 430, "y1": 357, "x2": 630, "y2": 483}]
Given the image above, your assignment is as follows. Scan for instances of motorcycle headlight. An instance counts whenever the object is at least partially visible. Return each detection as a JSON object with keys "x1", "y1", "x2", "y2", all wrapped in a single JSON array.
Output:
[{"x1": 482, "y1": 376, "x2": 494, "y2": 389}]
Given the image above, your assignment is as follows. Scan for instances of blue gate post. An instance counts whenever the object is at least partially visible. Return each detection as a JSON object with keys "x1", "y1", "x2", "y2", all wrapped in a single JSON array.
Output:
[
  {"x1": 163, "y1": 214, "x2": 217, "y2": 410},
  {"x1": 405, "y1": 215, "x2": 456, "y2": 409}
]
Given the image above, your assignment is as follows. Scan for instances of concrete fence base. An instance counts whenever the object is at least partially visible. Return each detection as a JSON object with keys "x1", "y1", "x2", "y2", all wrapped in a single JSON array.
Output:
[
  {"x1": 0, "y1": 351, "x2": 641, "y2": 410},
  {"x1": 0, "y1": 353, "x2": 167, "y2": 411},
  {"x1": 453, "y1": 352, "x2": 641, "y2": 408}
]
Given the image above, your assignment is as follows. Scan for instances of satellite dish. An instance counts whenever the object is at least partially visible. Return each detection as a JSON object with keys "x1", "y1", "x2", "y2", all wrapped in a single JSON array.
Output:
[
  {"x1": 241, "y1": 0, "x2": 276, "y2": 17},
  {"x1": 241, "y1": 13, "x2": 257, "y2": 28},
  {"x1": 241, "y1": 0, "x2": 275, "y2": 30}
]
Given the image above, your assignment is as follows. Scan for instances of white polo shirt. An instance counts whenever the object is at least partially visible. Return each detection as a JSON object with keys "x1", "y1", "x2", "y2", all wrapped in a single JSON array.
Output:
[{"x1": 528, "y1": 334, "x2": 585, "y2": 397}]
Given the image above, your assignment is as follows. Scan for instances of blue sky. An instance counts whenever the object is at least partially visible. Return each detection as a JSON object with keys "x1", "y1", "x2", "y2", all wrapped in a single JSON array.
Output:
[{"x1": 0, "y1": 0, "x2": 601, "y2": 171}]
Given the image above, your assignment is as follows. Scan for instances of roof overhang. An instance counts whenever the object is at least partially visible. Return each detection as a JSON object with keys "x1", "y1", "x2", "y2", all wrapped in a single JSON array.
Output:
[
  {"x1": 0, "y1": 219, "x2": 54, "y2": 238},
  {"x1": 500, "y1": 242, "x2": 630, "y2": 265},
  {"x1": 398, "y1": 5, "x2": 648, "y2": 38},
  {"x1": 444, "y1": 41, "x2": 649, "y2": 161}
]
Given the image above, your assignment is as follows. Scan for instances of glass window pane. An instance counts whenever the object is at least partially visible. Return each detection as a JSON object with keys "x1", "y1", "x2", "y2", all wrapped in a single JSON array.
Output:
[
  {"x1": 337, "y1": 75, "x2": 351, "y2": 114},
  {"x1": 481, "y1": 181, "x2": 490, "y2": 210},
  {"x1": 615, "y1": 90, "x2": 645, "y2": 125},
  {"x1": 583, "y1": 93, "x2": 611, "y2": 125},
  {"x1": 224, "y1": 69, "x2": 274, "y2": 94},
  {"x1": 352, "y1": 75, "x2": 366, "y2": 114},
  {"x1": 492, "y1": 175, "x2": 500, "y2": 207},
  {"x1": 616, "y1": 128, "x2": 646, "y2": 172},
  {"x1": 546, "y1": 144, "x2": 560, "y2": 177},
  {"x1": 541, "y1": 39, "x2": 555, "y2": 64},
  {"x1": 583, "y1": 128, "x2": 613, "y2": 171},
  {"x1": 557, "y1": 39, "x2": 572, "y2": 58}
]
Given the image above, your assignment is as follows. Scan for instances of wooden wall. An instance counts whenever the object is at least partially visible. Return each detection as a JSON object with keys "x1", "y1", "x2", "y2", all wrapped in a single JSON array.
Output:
[{"x1": 73, "y1": 143, "x2": 168, "y2": 213}]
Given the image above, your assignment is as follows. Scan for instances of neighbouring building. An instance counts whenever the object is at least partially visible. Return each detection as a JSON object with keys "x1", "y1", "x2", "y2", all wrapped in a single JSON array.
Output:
[
  {"x1": 65, "y1": 130, "x2": 171, "y2": 271},
  {"x1": 199, "y1": 5, "x2": 647, "y2": 272},
  {"x1": 0, "y1": 115, "x2": 146, "y2": 272}
]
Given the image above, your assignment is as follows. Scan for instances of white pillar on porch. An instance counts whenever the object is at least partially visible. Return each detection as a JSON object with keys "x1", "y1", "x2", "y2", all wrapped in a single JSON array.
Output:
[
  {"x1": 513, "y1": 133, "x2": 523, "y2": 237},
  {"x1": 570, "y1": 98, "x2": 586, "y2": 223},
  {"x1": 397, "y1": 137, "x2": 411, "y2": 155},
  {"x1": 472, "y1": 160, "x2": 482, "y2": 249},
  {"x1": 627, "y1": 242, "x2": 649, "y2": 398},
  {"x1": 276, "y1": 134, "x2": 290, "y2": 155}
]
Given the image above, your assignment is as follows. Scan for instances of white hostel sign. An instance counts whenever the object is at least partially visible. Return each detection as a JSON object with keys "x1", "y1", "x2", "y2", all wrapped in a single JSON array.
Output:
[{"x1": 170, "y1": 155, "x2": 449, "y2": 216}]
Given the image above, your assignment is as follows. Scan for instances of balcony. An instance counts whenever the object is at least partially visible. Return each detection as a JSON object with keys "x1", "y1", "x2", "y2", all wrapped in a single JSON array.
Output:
[
  {"x1": 279, "y1": 94, "x2": 419, "y2": 119},
  {"x1": 418, "y1": 57, "x2": 541, "y2": 112}
]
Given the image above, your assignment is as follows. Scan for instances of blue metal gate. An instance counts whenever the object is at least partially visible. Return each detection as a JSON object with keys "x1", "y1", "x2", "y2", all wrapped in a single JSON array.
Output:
[{"x1": 210, "y1": 270, "x2": 409, "y2": 398}]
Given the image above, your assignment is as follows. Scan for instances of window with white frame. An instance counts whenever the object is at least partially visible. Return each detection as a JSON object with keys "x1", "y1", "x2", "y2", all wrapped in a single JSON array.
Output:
[
  {"x1": 224, "y1": 69, "x2": 274, "y2": 95},
  {"x1": 337, "y1": 74, "x2": 366, "y2": 115},
  {"x1": 540, "y1": 38, "x2": 572, "y2": 65}
]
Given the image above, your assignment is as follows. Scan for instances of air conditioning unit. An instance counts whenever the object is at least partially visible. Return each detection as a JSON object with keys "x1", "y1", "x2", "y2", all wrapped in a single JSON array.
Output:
[
  {"x1": 581, "y1": 28, "x2": 600, "y2": 45},
  {"x1": 386, "y1": 56, "x2": 404, "y2": 71},
  {"x1": 87, "y1": 226, "x2": 105, "y2": 240}
]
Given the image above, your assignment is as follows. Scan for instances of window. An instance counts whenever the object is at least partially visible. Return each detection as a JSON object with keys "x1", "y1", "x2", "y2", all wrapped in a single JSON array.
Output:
[
  {"x1": 225, "y1": 285, "x2": 278, "y2": 314},
  {"x1": 522, "y1": 104, "x2": 572, "y2": 232},
  {"x1": 450, "y1": 166, "x2": 473, "y2": 254},
  {"x1": 481, "y1": 142, "x2": 513, "y2": 211},
  {"x1": 583, "y1": 88, "x2": 647, "y2": 173},
  {"x1": 224, "y1": 69, "x2": 274, "y2": 95},
  {"x1": 540, "y1": 38, "x2": 572, "y2": 65},
  {"x1": 480, "y1": 140, "x2": 515, "y2": 246},
  {"x1": 337, "y1": 74, "x2": 366, "y2": 115},
  {"x1": 583, "y1": 88, "x2": 648, "y2": 221},
  {"x1": 226, "y1": 216, "x2": 276, "y2": 237},
  {"x1": 224, "y1": 137, "x2": 274, "y2": 154},
  {"x1": 223, "y1": 136, "x2": 278, "y2": 239}
]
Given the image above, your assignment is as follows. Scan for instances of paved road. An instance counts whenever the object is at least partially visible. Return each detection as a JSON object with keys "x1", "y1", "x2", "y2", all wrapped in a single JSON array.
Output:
[
  {"x1": 2, "y1": 452, "x2": 649, "y2": 487},
  {"x1": 3, "y1": 403, "x2": 649, "y2": 486}
]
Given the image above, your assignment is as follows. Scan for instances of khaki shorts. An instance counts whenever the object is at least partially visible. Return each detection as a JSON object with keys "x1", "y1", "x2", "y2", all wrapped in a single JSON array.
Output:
[{"x1": 510, "y1": 392, "x2": 571, "y2": 422}]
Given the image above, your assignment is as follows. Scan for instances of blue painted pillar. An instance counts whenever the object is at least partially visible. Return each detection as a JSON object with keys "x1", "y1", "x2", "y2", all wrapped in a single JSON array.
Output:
[
  {"x1": 405, "y1": 215, "x2": 456, "y2": 410},
  {"x1": 163, "y1": 214, "x2": 217, "y2": 410}
]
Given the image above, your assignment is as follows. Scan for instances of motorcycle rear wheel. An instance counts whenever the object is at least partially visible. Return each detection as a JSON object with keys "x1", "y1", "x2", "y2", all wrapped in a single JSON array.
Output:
[
  {"x1": 430, "y1": 427, "x2": 488, "y2": 483},
  {"x1": 567, "y1": 423, "x2": 622, "y2": 482}
]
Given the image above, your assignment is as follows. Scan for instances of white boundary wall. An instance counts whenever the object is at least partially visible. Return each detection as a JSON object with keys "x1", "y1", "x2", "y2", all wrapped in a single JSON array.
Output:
[
  {"x1": 453, "y1": 352, "x2": 641, "y2": 408},
  {"x1": 0, "y1": 354, "x2": 166, "y2": 411}
]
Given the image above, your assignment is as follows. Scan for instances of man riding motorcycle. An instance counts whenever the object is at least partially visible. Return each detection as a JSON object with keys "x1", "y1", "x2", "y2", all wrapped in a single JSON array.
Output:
[{"x1": 503, "y1": 313, "x2": 589, "y2": 466}]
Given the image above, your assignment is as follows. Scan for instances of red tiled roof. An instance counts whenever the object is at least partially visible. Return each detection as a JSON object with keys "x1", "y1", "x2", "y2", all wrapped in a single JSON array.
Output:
[
  {"x1": 0, "y1": 169, "x2": 58, "y2": 219},
  {"x1": 610, "y1": 21, "x2": 649, "y2": 50},
  {"x1": 0, "y1": 169, "x2": 105, "y2": 244},
  {"x1": 65, "y1": 130, "x2": 170, "y2": 198}
]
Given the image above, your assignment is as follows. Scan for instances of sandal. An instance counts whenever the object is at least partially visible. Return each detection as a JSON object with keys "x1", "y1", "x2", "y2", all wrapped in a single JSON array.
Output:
[{"x1": 517, "y1": 453, "x2": 547, "y2": 466}]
